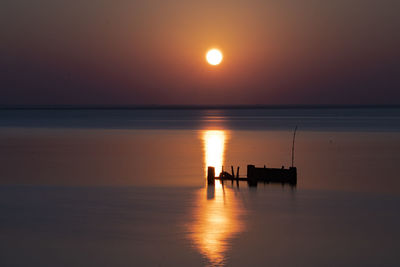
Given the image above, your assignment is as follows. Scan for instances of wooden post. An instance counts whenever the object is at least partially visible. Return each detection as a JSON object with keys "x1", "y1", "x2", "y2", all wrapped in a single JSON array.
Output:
[
  {"x1": 247, "y1": 165, "x2": 257, "y2": 187},
  {"x1": 207, "y1": 166, "x2": 215, "y2": 185},
  {"x1": 231, "y1": 166, "x2": 235, "y2": 178},
  {"x1": 236, "y1": 166, "x2": 240, "y2": 179}
]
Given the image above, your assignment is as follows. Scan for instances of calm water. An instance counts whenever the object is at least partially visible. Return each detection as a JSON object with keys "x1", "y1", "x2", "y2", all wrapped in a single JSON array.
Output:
[{"x1": 0, "y1": 108, "x2": 399, "y2": 266}]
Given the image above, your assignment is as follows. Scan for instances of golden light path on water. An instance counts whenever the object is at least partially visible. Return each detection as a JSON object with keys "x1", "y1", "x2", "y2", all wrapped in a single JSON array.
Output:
[
  {"x1": 203, "y1": 130, "x2": 226, "y2": 176},
  {"x1": 187, "y1": 130, "x2": 246, "y2": 266}
]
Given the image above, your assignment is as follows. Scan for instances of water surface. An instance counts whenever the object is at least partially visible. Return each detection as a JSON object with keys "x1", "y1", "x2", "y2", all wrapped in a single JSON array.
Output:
[{"x1": 0, "y1": 107, "x2": 399, "y2": 266}]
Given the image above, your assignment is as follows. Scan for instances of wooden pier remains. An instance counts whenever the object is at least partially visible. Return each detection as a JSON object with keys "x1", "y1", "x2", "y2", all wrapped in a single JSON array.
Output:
[
  {"x1": 207, "y1": 126, "x2": 299, "y2": 187},
  {"x1": 207, "y1": 165, "x2": 297, "y2": 187}
]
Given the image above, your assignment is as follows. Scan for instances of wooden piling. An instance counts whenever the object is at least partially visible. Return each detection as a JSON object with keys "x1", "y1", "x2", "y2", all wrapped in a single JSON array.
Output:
[
  {"x1": 207, "y1": 166, "x2": 215, "y2": 185},
  {"x1": 247, "y1": 165, "x2": 258, "y2": 187}
]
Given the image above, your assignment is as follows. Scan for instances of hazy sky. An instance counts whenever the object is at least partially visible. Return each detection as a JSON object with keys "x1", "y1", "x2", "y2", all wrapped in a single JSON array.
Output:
[{"x1": 1, "y1": 0, "x2": 399, "y2": 105}]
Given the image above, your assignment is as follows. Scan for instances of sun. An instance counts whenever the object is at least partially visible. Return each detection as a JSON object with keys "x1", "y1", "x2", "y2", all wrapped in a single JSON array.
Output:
[{"x1": 206, "y1": 49, "x2": 223, "y2": 66}]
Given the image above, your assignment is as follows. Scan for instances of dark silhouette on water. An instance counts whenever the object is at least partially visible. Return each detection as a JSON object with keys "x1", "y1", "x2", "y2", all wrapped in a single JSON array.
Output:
[
  {"x1": 208, "y1": 165, "x2": 297, "y2": 187},
  {"x1": 207, "y1": 125, "x2": 298, "y2": 187}
]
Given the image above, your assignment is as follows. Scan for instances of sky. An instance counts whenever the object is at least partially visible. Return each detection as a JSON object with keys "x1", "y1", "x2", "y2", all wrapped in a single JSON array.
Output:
[{"x1": 1, "y1": 0, "x2": 399, "y2": 105}]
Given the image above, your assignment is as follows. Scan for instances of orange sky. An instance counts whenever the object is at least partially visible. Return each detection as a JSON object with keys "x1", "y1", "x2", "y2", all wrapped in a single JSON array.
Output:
[{"x1": 1, "y1": 0, "x2": 399, "y2": 105}]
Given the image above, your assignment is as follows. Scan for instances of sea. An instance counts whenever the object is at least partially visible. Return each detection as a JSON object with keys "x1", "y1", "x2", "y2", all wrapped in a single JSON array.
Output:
[{"x1": 0, "y1": 106, "x2": 399, "y2": 266}]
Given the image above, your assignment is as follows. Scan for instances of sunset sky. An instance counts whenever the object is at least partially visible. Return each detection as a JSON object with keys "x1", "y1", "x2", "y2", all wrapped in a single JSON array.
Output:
[{"x1": 1, "y1": 0, "x2": 399, "y2": 105}]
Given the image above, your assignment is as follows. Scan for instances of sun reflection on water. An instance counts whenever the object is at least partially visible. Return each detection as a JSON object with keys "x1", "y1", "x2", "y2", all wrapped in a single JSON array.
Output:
[
  {"x1": 203, "y1": 130, "x2": 226, "y2": 176},
  {"x1": 186, "y1": 130, "x2": 246, "y2": 266}
]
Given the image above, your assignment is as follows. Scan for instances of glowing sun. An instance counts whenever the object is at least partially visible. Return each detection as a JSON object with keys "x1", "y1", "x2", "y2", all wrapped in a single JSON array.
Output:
[{"x1": 206, "y1": 49, "x2": 223, "y2": 65}]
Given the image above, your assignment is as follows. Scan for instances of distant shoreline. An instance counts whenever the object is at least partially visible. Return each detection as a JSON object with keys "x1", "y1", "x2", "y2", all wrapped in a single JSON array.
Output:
[{"x1": 1, "y1": 104, "x2": 400, "y2": 110}]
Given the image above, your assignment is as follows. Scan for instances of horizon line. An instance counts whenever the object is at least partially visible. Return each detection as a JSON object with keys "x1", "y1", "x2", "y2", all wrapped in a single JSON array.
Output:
[{"x1": 0, "y1": 104, "x2": 400, "y2": 110}]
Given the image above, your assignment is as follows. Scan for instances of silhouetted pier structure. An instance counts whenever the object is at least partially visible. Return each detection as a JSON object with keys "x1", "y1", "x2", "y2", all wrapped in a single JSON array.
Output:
[
  {"x1": 207, "y1": 165, "x2": 297, "y2": 187},
  {"x1": 207, "y1": 126, "x2": 299, "y2": 187}
]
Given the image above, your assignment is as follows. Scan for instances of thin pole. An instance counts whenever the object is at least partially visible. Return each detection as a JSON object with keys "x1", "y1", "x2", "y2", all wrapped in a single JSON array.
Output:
[{"x1": 291, "y1": 126, "x2": 298, "y2": 167}]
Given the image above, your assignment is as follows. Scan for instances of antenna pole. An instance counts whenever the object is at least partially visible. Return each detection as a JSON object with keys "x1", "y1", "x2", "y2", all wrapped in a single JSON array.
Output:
[{"x1": 291, "y1": 126, "x2": 298, "y2": 167}]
